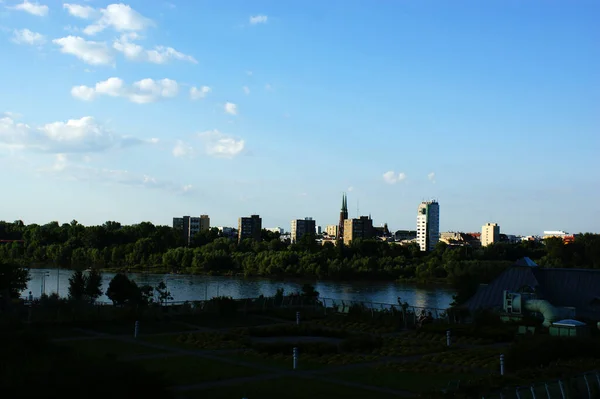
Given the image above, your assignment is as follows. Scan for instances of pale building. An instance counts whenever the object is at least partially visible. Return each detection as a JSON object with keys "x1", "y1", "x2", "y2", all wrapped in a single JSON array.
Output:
[
  {"x1": 481, "y1": 223, "x2": 500, "y2": 247},
  {"x1": 291, "y1": 217, "x2": 316, "y2": 243},
  {"x1": 343, "y1": 216, "x2": 373, "y2": 244},
  {"x1": 173, "y1": 215, "x2": 210, "y2": 245},
  {"x1": 326, "y1": 225, "x2": 339, "y2": 237},
  {"x1": 416, "y1": 200, "x2": 440, "y2": 252}
]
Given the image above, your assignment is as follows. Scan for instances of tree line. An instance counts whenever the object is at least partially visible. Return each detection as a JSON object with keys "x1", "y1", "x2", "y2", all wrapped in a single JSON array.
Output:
[{"x1": 1, "y1": 220, "x2": 599, "y2": 284}]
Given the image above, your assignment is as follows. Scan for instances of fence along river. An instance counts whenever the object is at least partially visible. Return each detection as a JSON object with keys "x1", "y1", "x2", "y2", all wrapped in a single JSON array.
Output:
[{"x1": 24, "y1": 268, "x2": 456, "y2": 309}]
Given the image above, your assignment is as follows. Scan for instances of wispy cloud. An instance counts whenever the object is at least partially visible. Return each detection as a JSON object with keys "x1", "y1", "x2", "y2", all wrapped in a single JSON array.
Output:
[
  {"x1": 224, "y1": 102, "x2": 238, "y2": 115},
  {"x1": 427, "y1": 172, "x2": 436, "y2": 183},
  {"x1": 71, "y1": 77, "x2": 179, "y2": 104},
  {"x1": 382, "y1": 171, "x2": 407, "y2": 184},
  {"x1": 190, "y1": 85, "x2": 211, "y2": 100},
  {"x1": 249, "y1": 15, "x2": 268, "y2": 25},
  {"x1": 40, "y1": 154, "x2": 191, "y2": 195},
  {"x1": 11, "y1": 28, "x2": 45, "y2": 45},
  {"x1": 8, "y1": 0, "x2": 48, "y2": 16}
]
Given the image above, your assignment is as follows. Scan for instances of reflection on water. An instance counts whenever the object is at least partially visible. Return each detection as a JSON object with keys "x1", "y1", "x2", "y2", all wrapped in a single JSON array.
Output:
[{"x1": 25, "y1": 269, "x2": 455, "y2": 310}]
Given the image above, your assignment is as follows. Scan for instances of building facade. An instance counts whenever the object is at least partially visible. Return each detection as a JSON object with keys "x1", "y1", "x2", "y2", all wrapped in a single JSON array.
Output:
[
  {"x1": 173, "y1": 215, "x2": 210, "y2": 245},
  {"x1": 326, "y1": 225, "x2": 339, "y2": 237},
  {"x1": 238, "y1": 215, "x2": 262, "y2": 242},
  {"x1": 416, "y1": 200, "x2": 440, "y2": 252},
  {"x1": 291, "y1": 217, "x2": 316, "y2": 243},
  {"x1": 343, "y1": 216, "x2": 374, "y2": 244},
  {"x1": 481, "y1": 223, "x2": 500, "y2": 247}
]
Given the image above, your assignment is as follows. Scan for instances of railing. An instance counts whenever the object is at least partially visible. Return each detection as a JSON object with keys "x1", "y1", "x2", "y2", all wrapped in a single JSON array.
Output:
[{"x1": 482, "y1": 371, "x2": 600, "y2": 399}]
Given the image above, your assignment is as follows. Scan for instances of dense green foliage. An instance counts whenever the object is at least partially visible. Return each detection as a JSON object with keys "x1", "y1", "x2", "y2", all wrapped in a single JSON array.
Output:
[{"x1": 1, "y1": 220, "x2": 599, "y2": 285}]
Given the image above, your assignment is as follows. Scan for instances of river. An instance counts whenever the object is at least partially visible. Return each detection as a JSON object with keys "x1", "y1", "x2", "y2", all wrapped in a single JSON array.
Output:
[{"x1": 24, "y1": 268, "x2": 455, "y2": 310}]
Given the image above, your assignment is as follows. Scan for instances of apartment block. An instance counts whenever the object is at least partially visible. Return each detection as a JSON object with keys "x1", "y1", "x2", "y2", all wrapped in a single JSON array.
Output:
[
  {"x1": 481, "y1": 223, "x2": 500, "y2": 247},
  {"x1": 173, "y1": 215, "x2": 210, "y2": 245},
  {"x1": 238, "y1": 215, "x2": 262, "y2": 242},
  {"x1": 343, "y1": 216, "x2": 373, "y2": 244},
  {"x1": 291, "y1": 217, "x2": 316, "y2": 243},
  {"x1": 416, "y1": 200, "x2": 440, "y2": 252}
]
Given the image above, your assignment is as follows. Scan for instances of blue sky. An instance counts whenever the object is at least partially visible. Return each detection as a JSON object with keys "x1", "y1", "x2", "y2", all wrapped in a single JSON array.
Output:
[{"x1": 0, "y1": 0, "x2": 598, "y2": 236}]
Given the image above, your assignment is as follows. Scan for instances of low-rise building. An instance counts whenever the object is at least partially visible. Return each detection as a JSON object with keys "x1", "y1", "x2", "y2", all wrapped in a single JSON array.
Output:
[{"x1": 325, "y1": 225, "x2": 339, "y2": 238}]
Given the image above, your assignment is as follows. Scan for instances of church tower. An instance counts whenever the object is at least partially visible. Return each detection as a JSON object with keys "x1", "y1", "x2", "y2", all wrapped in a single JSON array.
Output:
[{"x1": 336, "y1": 193, "x2": 348, "y2": 242}]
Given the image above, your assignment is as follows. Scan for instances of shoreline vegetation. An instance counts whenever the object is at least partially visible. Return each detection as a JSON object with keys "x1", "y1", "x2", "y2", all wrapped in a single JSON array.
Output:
[{"x1": 2, "y1": 220, "x2": 600, "y2": 304}]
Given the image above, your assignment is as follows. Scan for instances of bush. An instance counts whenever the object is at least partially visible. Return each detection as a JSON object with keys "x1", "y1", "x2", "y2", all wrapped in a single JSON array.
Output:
[
  {"x1": 206, "y1": 296, "x2": 239, "y2": 316},
  {"x1": 251, "y1": 341, "x2": 339, "y2": 356},
  {"x1": 339, "y1": 335, "x2": 383, "y2": 353}
]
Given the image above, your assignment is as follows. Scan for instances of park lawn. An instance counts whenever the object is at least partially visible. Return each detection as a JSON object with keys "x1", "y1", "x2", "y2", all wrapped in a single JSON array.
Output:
[
  {"x1": 87, "y1": 320, "x2": 197, "y2": 335},
  {"x1": 43, "y1": 327, "x2": 95, "y2": 339},
  {"x1": 130, "y1": 354, "x2": 265, "y2": 386},
  {"x1": 175, "y1": 313, "x2": 281, "y2": 329},
  {"x1": 142, "y1": 334, "x2": 205, "y2": 350},
  {"x1": 213, "y1": 351, "x2": 332, "y2": 371},
  {"x1": 57, "y1": 337, "x2": 164, "y2": 358},
  {"x1": 181, "y1": 376, "x2": 402, "y2": 399},
  {"x1": 325, "y1": 366, "x2": 473, "y2": 393}
]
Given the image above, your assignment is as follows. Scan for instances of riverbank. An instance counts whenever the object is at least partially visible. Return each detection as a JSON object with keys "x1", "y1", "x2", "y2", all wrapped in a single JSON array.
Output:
[{"x1": 25, "y1": 268, "x2": 456, "y2": 310}]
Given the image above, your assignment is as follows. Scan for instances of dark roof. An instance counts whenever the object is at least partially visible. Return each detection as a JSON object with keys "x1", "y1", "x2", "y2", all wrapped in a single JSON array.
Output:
[{"x1": 461, "y1": 259, "x2": 600, "y2": 318}]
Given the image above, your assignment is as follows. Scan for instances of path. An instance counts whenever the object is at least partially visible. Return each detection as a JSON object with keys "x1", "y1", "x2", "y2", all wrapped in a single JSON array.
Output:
[{"x1": 53, "y1": 318, "x2": 508, "y2": 397}]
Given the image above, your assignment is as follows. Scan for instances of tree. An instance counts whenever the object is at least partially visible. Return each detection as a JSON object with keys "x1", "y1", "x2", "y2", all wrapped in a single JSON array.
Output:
[
  {"x1": 85, "y1": 269, "x2": 103, "y2": 303},
  {"x1": 68, "y1": 270, "x2": 86, "y2": 301},
  {"x1": 155, "y1": 281, "x2": 173, "y2": 305},
  {"x1": 0, "y1": 261, "x2": 29, "y2": 309},
  {"x1": 106, "y1": 273, "x2": 140, "y2": 306}
]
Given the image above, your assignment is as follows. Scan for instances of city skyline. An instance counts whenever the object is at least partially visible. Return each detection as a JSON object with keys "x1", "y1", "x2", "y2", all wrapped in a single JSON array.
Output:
[{"x1": 1, "y1": 1, "x2": 599, "y2": 236}]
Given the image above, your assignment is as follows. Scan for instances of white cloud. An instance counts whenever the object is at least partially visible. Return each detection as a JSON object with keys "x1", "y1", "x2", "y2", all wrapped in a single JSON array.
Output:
[
  {"x1": 11, "y1": 28, "x2": 45, "y2": 45},
  {"x1": 428, "y1": 172, "x2": 436, "y2": 183},
  {"x1": 383, "y1": 170, "x2": 407, "y2": 184},
  {"x1": 190, "y1": 85, "x2": 211, "y2": 100},
  {"x1": 71, "y1": 77, "x2": 179, "y2": 104},
  {"x1": 242, "y1": 86, "x2": 250, "y2": 95},
  {"x1": 53, "y1": 36, "x2": 114, "y2": 65},
  {"x1": 197, "y1": 129, "x2": 244, "y2": 158},
  {"x1": 172, "y1": 140, "x2": 193, "y2": 158},
  {"x1": 347, "y1": 186, "x2": 354, "y2": 192},
  {"x1": 9, "y1": 0, "x2": 48, "y2": 16},
  {"x1": 41, "y1": 154, "x2": 191, "y2": 194},
  {"x1": 224, "y1": 102, "x2": 238, "y2": 115},
  {"x1": 0, "y1": 114, "x2": 156, "y2": 154},
  {"x1": 63, "y1": 3, "x2": 97, "y2": 19},
  {"x1": 249, "y1": 15, "x2": 267, "y2": 25},
  {"x1": 113, "y1": 33, "x2": 197, "y2": 64},
  {"x1": 79, "y1": 3, "x2": 154, "y2": 35}
]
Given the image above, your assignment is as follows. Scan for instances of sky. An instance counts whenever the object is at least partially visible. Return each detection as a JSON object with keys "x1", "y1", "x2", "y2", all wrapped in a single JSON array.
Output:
[{"x1": 0, "y1": 0, "x2": 599, "y2": 236}]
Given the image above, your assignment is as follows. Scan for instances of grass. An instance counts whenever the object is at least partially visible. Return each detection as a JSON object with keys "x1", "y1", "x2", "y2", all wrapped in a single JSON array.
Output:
[
  {"x1": 130, "y1": 354, "x2": 264, "y2": 385},
  {"x1": 57, "y1": 337, "x2": 164, "y2": 357},
  {"x1": 325, "y1": 365, "x2": 474, "y2": 393},
  {"x1": 87, "y1": 320, "x2": 197, "y2": 335},
  {"x1": 181, "y1": 376, "x2": 402, "y2": 399},
  {"x1": 213, "y1": 351, "x2": 332, "y2": 371},
  {"x1": 175, "y1": 313, "x2": 281, "y2": 329}
]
